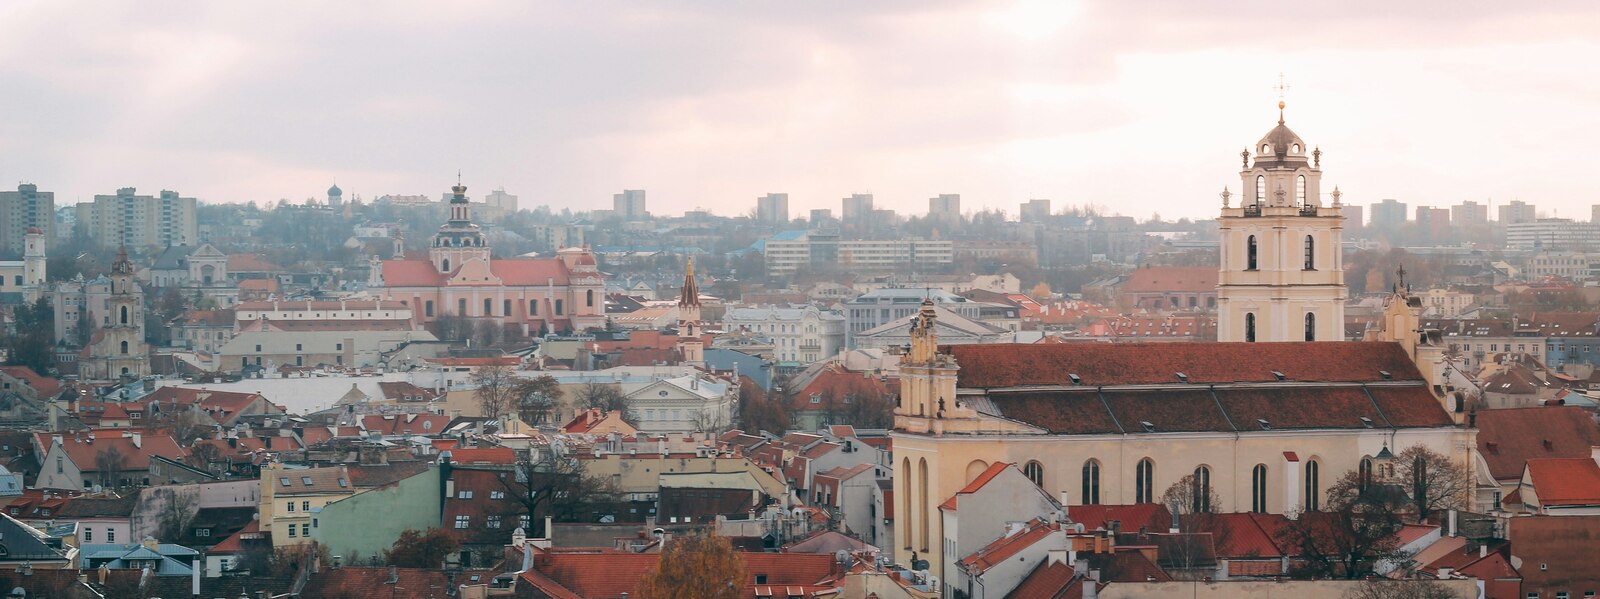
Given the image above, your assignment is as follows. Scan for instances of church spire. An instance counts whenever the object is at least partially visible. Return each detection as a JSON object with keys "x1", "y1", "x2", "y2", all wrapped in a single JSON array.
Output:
[{"x1": 678, "y1": 258, "x2": 700, "y2": 308}]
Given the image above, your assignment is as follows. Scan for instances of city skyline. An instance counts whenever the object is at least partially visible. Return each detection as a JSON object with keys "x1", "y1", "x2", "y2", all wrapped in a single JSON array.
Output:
[{"x1": 3, "y1": 2, "x2": 1599, "y2": 220}]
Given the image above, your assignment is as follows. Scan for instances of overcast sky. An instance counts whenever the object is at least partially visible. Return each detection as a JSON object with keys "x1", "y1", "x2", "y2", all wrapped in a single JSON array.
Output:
[{"x1": 3, "y1": 1, "x2": 1599, "y2": 221}]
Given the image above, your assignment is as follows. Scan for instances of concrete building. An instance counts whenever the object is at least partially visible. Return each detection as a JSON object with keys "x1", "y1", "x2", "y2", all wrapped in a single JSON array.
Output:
[
  {"x1": 1527, "y1": 251, "x2": 1599, "y2": 281},
  {"x1": 852, "y1": 304, "x2": 1013, "y2": 351},
  {"x1": 1217, "y1": 103, "x2": 1346, "y2": 343},
  {"x1": 75, "y1": 187, "x2": 199, "y2": 248},
  {"x1": 809, "y1": 208, "x2": 834, "y2": 226},
  {"x1": 756, "y1": 193, "x2": 789, "y2": 225},
  {"x1": 613, "y1": 189, "x2": 647, "y2": 221},
  {"x1": 762, "y1": 232, "x2": 954, "y2": 276},
  {"x1": 1369, "y1": 198, "x2": 1408, "y2": 228},
  {"x1": 1415, "y1": 206, "x2": 1451, "y2": 236},
  {"x1": 1019, "y1": 199, "x2": 1051, "y2": 222},
  {"x1": 1506, "y1": 219, "x2": 1600, "y2": 250},
  {"x1": 1498, "y1": 199, "x2": 1537, "y2": 224},
  {"x1": 842, "y1": 194, "x2": 874, "y2": 224},
  {"x1": 0, "y1": 183, "x2": 53, "y2": 255},
  {"x1": 929, "y1": 194, "x2": 961, "y2": 224},
  {"x1": 723, "y1": 305, "x2": 846, "y2": 364},
  {"x1": 483, "y1": 187, "x2": 518, "y2": 213},
  {"x1": 844, "y1": 288, "x2": 980, "y2": 346},
  {"x1": 1339, "y1": 204, "x2": 1364, "y2": 229},
  {"x1": 369, "y1": 180, "x2": 607, "y2": 335},
  {"x1": 1452, "y1": 200, "x2": 1489, "y2": 227},
  {"x1": 217, "y1": 321, "x2": 436, "y2": 371}
]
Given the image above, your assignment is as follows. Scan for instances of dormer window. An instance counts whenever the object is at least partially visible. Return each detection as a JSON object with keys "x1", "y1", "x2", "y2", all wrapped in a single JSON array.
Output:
[
  {"x1": 1261, "y1": 144, "x2": 1271, "y2": 154},
  {"x1": 1291, "y1": 143, "x2": 1300, "y2": 154}
]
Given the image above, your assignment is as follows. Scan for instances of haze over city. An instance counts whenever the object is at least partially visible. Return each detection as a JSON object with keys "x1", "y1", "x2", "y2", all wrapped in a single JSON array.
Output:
[{"x1": 4, "y1": 1, "x2": 1599, "y2": 219}]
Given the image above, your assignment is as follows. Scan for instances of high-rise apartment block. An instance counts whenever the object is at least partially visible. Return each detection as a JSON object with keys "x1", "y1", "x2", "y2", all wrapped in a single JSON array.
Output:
[
  {"x1": 1498, "y1": 199, "x2": 1536, "y2": 224},
  {"x1": 1369, "y1": 199, "x2": 1408, "y2": 228},
  {"x1": 1415, "y1": 206, "x2": 1451, "y2": 229},
  {"x1": 1451, "y1": 200, "x2": 1489, "y2": 226},
  {"x1": 483, "y1": 187, "x2": 519, "y2": 213},
  {"x1": 1340, "y1": 205, "x2": 1364, "y2": 229},
  {"x1": 75, "y1": 187, "x2": 198, "y2": 248},
  {"x1": 756, "y1": 193, "x2": 789, "y2": 225},
  {"x1": 841, "y1": 193, "x2": 874, "y2": 223},
  {"x1": 0, "y1": 183, "x2": 54, "y2": 254},
  {"x1": 613, "y1": 189, "x2": 647, "y2": 221},
  {"x1": 1019, "y1": 199, "x2": 1051, "y2": 222},
  {"x1": 928, "y1": 194, "x2": 961, "y2": 224}
]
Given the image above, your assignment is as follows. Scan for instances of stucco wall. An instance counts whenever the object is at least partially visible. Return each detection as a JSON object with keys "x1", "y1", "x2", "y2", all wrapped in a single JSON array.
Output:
[{"x1": 313, "y1": 466, "x2": 442, "y2": 563}]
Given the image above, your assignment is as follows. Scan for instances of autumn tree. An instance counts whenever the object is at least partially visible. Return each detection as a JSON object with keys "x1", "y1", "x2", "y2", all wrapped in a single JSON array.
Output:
[
  {"x1": 1277, "y1": 470, "x2": 1409, "y2": 579},
  {"x1": 638, "y1": 530, "x2": 746, "y2": 599},
  {"x1": 513, "y1": 375, "x2": 562, "y2": 424},
  {"x1": 384, "y1": 528, "x2": 460, "y2": 568},
  {"x1": 471, "y1": 363, "x2": 521, "y2": 421},
  {"x1": 1394, "y1": 445, "x2": 1473, "y2": 524}
]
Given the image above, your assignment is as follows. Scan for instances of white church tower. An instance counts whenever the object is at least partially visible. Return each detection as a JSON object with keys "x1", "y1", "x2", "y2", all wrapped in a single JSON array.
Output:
[{"x1": 1217, "y1": 98, "x2": 1346, "y2": 343}]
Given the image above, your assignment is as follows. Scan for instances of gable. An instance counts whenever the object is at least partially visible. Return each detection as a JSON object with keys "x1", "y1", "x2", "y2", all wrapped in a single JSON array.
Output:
[{"x1": 447, "y1": 257, "x2": 502, "y2": 285}]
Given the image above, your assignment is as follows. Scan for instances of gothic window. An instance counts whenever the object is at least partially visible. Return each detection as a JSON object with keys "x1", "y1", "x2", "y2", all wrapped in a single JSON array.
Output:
[
  {"x1": 1296, "y1": 175, "x2": 1306, "y2": 204},
  {"x1": 1192, "y1": 466, "x2": 1212, "y2": 513},
  {"x1": 1135, "y1": 458, "x2": 1154, "y2": 504},
  {"x1": 1245, "y1": 313, "x2": 1257, "y2": 343},
  {"x1": 1247, "y1": 235, "x2": 1258, "y2": 270},
  {"x1": 1255, "y1": 175, "x2": 1266, "y2": 205},
  {"x1": 1251, "y1": 464, "x2": 1268, "y2": 513},
  {"x1": 1305, "y1": 313, "x2": 1316, "y2": 342},
  {"x1": 1304, "y1": 235, "x2": 1315, "y2": 270},
  {"x1": 1081, "y1": 460, "x2": 1101, "y2": 505},
  {"x1": 1024, "y1": 461, "x2": 1045, "y2": 488},
  {"x1": 1360, "y1": 457, "x2": 1373, "y2": 491},
  {"x1": 1305, "y1": 460, "x2": 1321, "y2": 511}
]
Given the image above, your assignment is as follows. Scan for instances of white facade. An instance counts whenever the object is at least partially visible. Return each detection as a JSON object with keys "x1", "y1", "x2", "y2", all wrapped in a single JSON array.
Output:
[
  {"x1": 723, "y1": 305, "x2": 846, "y2": 364},
  {"x1": 1217, "y1": 105, "x2": 1346, "y2": 343},
  {"x1": 625, "y1": 374, "x2": 736, "y2": 433},
  {"x1": 234, "y1": 300, "x2": 413, "y2": 327}
]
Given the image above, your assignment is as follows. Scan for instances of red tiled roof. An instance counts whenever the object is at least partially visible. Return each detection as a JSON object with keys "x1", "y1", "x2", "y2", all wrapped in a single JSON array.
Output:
[
  {"x1": 1477, "y1": 406, "x2": 1600, "y2": 481},
  {"x1": 227, "y1": 254, "x2": 281, "y2": 272},
  {"x1": 1182, "y1": 513, "x2": 1285, "y2": 559},
  {"x1": 1067, "y1": 504, "x2": 1171, "y2": 535},
  {"x1": 376, "y1": 381, "x2": 438, "y2": 402},
  {"x1": 208, "y1": 519, "x2": 261, "y2": 554},
  {"x1": 529, "y1": 550, "x2": 837, "y2": 599},
  {"x1": 443, "y1": 447, "x2": 517, "y2": 465},
  {"x1": 425, "y1": 356, "x2": 521, "y2": 367},
  {"x1": 1007, "y1": 560, "x2": 1080, "y2": 599},
  {"x1": 1525, "y1": 458, "x2": 1600, "y2": 505},
  {"x1": 0, "y1": 365, "x2": 63, "y2": 398},
  {"x1": 1507, "y1": 516, "x2": 1600, "y2": 595},
  {"x1": 1119, "y1": 267, "x2": 1218, "y2": 294},
  {"x1": 949, "y1": 341, "x2": 1422, "y2": 388},
  {"x1": 33, "y1": 430, "x2": 186, "y2": 477},
  {"x1": 958, "y1": 519, "x2": 1058, "y2": 572},
  {"x1": 941, "y1": 462, "x2": 1012, "y2": 511},
  {"x1": 361, "y1": 413, "x2": 451, "y2": 436},
  {"x1": 379, "y1": 257, "x2": 571, "y2": 287},
  {"x1": 301, "y1": 567, "x2": 497, "y2": 599}
]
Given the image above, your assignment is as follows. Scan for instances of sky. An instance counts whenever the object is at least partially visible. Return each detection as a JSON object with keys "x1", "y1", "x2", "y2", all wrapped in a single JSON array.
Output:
[{"x1": 3, "y1": 1, "x2": 1599, "y2": 221}]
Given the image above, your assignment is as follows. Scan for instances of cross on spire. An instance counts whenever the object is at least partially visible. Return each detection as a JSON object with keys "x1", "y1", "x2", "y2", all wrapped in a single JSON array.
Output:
[{"x1": 1274, "y1": 73, "x2": 1290, "y2": 123}]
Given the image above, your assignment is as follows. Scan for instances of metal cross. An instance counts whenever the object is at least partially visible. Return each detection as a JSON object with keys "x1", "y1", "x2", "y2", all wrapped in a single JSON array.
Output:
[{"x1": 1274, "y1": 73, "x2": 1290, "y2": 102}]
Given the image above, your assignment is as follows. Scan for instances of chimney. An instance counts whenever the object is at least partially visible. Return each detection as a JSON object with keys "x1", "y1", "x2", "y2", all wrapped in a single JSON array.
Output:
[
  {"x1": 1480, "y1": 543, "x2": 1488, "y2": 558},
  {"x1": 1448, "y1": 509, "x2": 1458, "y2": 537},
  {"x1": 1059, "y1": 491, "x2": 1070, "y2": 514},
  {"x1": 131, "y1": 432, "x2": 142, "y2": 449}
]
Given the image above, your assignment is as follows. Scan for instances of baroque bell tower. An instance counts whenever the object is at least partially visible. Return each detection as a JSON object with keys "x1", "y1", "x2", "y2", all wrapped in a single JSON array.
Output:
[
  {"x1": 430, "y1": 175, "x2": 490, "y2": 274},
  {"x1": 1217, "y1": 96, "x2": 1346, "y2": 343}
]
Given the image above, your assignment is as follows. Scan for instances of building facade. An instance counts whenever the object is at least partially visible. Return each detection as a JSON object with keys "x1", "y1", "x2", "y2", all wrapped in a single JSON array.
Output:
[
  {"x1": 75, "y1": 188, "x2": 199, "y2": 249},
  {"x1": 0, "y1": 228, "x2": 46, "y2": 304},
  {"x1": 77, "y1": 247, "x2": 149, "y2": 380},
  {"x1": 723, "y1": 305, "x2": 846, "y2": 364},
  {"x1": 613, "y1": 189, "x2": 647, "y2": 221},
  {"x1": 1217, "y1": 103, "x2": 1346, "y2": 343},
  {"x1": 0, "y1": 184, "x2": 53, "y2": 255},
  {"x1": 756, "y1": 193, "x2": 790, "y2": 225},
  {"x1": 369, "y1": 181, "x2": 606, "y2": 335}
]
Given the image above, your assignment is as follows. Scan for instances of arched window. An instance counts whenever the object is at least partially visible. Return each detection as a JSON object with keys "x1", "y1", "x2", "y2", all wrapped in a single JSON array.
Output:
[
  {"x1": 1304, "y1": 235, "x2": 1315, "y2": 270},
  {"x1": 442, "y1": 258, "x2": 451, "y2": 272},
  {"x1": 1251, "y1": 464, "x2": 1268, "y2": 513},
  {"x1": 1192, "y1": 466, "x2": 1212, "y2": 513},
  {"x1": 1245, "y1": 313, "x2": 1257, "y2": 343},
  {"x1": 965, "y1": 460, "x2": 990, "y2": 484},
  {"x1": 1081, "y1": 460, "x2": 1101, "y2": 505},
  {"x1": 1305, "y1": 313, "x2": 1316, "y2": 342},
  {"x1": 901, "y1": 457, "x2": 912, "y2": 550},
  {"x1": 1135, "y1": 458, "x2": 1154, "y2": 504},
  {"x1": 586, "y1": 289, "x2": 595, "y2": 307},
  {"x1": 120, "y1": 340, "x2": 129, "y2": 355},
  {"x1": 1246, "y1": 235, "x2": 1258, "y2": 270},
  {"x1": 918, "y1": 458, "x2": 930, "y2": 551},
  {"x1": 120, "y1": 305, "x2": 129, "y2": 325},
  {"x1": 1024, "y1": 461, "x2": 1045, "y2": 488},
  {"x1": 1305, "y1": 460, "x2": 1321, "y2": 511},
  {"x1": 1255, "y1": 175, "x2": 1266, "y2": 205},
  {"x1": 1296, "y1": 175, "x2": 1306, "y2": 205},
  {"x1": 1359, "y1": 457, "x2": 1374, "y2": 491}
]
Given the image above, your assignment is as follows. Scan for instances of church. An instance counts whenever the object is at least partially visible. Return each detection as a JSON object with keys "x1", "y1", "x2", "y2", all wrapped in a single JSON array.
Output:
[
  {"x1": 76, "y1": 245, "x2": 149, "y2": 380},
  {"x1": 368, "y1": 179, "x2": 606, "y2": 336},
  {"x1": 890, "y1": 104, "x2": 1473, "y2": 585}
]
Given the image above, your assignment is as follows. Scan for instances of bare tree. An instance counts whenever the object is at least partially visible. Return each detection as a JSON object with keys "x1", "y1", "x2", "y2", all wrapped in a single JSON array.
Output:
[
  {"x1": 1278, "y1": 470, "x2": 1410, "y2": 579},
  {"x1": 501, "y1": 451, "x2": 623, "y2": 536},
  {"x1": 95, "y1": 445, "x2": 128, "y2": 490},
  {"x1": 1161, "y1": 473, "x2": 1221, "y2": 516},
  {"x1": 1394, "y1": 445, "x2": 1472, "y2": 524},
  {"x1": 155, "y1": 407, "x2": 214, "y2": 446},
  {"x1": 576, "y1": 383, "x2": 633, "y2": 424},
  {"x1": 1344, "y1": 579, "x2": 1467, "y2": 599},
  {"x1": 155, "y1": 487, "x2": 198, "y2": 541},
  {"x1": 471, "y1": 363, "x2": 522, "y2": 421},
  {"x1": 513, "y1": 375, "x2": 562, "y2": 425}
]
